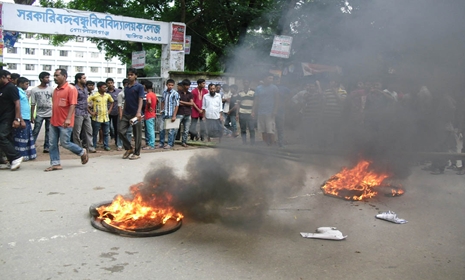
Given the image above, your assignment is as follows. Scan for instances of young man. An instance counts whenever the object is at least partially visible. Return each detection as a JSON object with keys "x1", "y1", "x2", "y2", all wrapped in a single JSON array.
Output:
[
  {"x1": 226, "y1": 84, "x2": 240, "y2": 137},
  {"x1": 88, "y1": 82, "x2": 114, "y2": 151},
  {"x1": 159, "y1": 79, "x2": 179, "y2": 149},
  {"x1": 86, "y1": 81, "x2": 95, "y2": 95},
  {"x1": 0, "y1": 70, "x2": 24, "y2": 170},
  {"x1": 143, "y1": 81, "x2": 157, "y2": 150},
  {"x1": 202, "y1": 84, "x2": 224, "y2": 142},
  {"x1": 72, "y1": 73, "x2": 95, "y2": 153},
  {"x1": 254, "y1": 74, "x2": 279, "y2": 146},
  {"x1": 45, "y1": 68, "x2": 88, "y2": 171},
  {"x1": 237, "y1": 79, "x2": 256, "y2": 145},
  {"x1": 190, "y1": 79, "x2": 208, "y2": 141},
  {"x1": 118, "y1": 68, "x2": 144, "y2": 160},
  {"x1": 14, "y1": 77, "x2": 37, "y2": 161},
  {"x1": 30, "y1": 71, "x2": 53, "y2": 153},
  {"x1": 106, "y1": 78, "x2": 122, "y2": 148},
  {"x1": 177, "y1": 79, "x2": 193, "y2": 147}
]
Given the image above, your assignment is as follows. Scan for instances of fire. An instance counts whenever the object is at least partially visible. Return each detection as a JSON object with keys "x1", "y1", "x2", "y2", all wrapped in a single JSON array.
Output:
[
  {"x1": 321, "y1": 160, "x2": 402, "y2": 201},
  {"x1": 97, "y1": 183, "x2": 183, "y2": 230}
]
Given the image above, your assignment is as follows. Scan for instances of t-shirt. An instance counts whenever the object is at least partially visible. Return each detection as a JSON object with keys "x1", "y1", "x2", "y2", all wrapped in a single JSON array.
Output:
[
  {"x1": 228, "y1": 93, "x2": 240, "y2": 116},
  {"x1": 238, "y1": 89, "x2": 255, "y2": 115},
  {"x1": 88, "y1": 92, "x2": 114, "y2": 123},
  {"x1": 255, "y1": 84, "x2": 279, "y2": 115},
  {"x1": 144, "y1": 92, "x2": 158, "y2": 119},
  {"x1": 107, "y1": 88, "x2": 121, "y2": 116},
  {"x1": 51, "y1": 82, "x2": 78, "y2": 127},
  {"x1": 18, "y1": 87, "x2": 31, "y2": 120},
  {"x1": 29, "y1": 85, "x2": 53, "y2": 118},
  {"x1": 177, "y1": 90, "x2": 193, "y2": 116},
  {"x1": 0, "y1": 82, "x2": 19, "y2": 122},
  {"x1": 223, "y1": 91, "x2": 232, "y2": 112},
  {"x1": 191, "y1": 87, "x2": 208, "y2": 118},
  {"x1": 123, "y1": 82, "x2": 145, "y2": 116}
]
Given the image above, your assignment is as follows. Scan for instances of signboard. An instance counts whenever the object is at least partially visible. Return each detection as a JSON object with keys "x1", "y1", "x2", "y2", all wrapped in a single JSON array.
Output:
[
  {"x1": 184, "y1": 35, "x2": 191, "y2": 55},
  {"x1": 132, "y1": 51, "x2": 146, "y2": 69},
  {"x1": 1, "y1": 3, "x2": 170, "y2": 44},
  {"x1": 270, "y1": 35, "x2": 293, "y2": 59},
  {"x1": 170, "y1": 23, "x2": 185, "y2": 51}
]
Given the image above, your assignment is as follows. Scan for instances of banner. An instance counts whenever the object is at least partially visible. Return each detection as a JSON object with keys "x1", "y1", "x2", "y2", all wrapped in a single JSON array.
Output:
[
  {"x1": 301, "y1": 63, "x2": 342, "y2": 76},
  {"x1": 270, "y1": 35, "x2": 292, "y2": 59},
  {"x1": 184, "y1": 35, "x2": 191, "y2": 55},
  {"x1": 132, "y1": 51, "x2": 146, "y2": 69},
  {"x1": 170, "y1": 23, "x2": 185, "y2": 51}
]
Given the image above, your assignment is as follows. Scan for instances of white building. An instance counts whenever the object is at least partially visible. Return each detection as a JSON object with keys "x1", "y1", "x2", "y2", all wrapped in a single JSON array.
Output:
[{"x1": 3, "y1": 34, "x2": 127, "y2": 88}]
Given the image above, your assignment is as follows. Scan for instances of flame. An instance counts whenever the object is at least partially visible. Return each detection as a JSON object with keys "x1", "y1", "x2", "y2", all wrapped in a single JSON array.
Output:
[
  {"x1": 321, "y1": 160, "x2": 400, "y2": 201},
  {"x1": 97, "y1": 183, "x2": 183, "y2": 230}
]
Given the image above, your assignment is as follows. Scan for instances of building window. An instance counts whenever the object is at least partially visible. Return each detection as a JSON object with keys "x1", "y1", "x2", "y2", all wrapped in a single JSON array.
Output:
[
  {"x1": 76, "y1": 36, "x2": 84, "y2": 42},
  {"x1": 75, "y1": 66, "x2": 84, "y2": 72},
  {"x1": 75, "y1": 51, "x2": 84, "y2": 58},
  {"x1": 90, "y1": 67, "x2": 99, "y2": 73},
  {"x1": 25, "y1": 64, "x2": 35, "y2": 71},
  {"x1": 58, "y1": 65, "x2": 68, "y2": 71},
  {"x1": 43, "y1": 49, "x2": 52, "y2": 56},
  {"x1": 7, "y1": 63, "x2": 18, "y2": 70},
  {"x1": 117, "y1": 68, "x2": 123, "y2": 74},
  {"x1": 91, "y1": 52, "x2": 99, "y2": 58},
  {"x1": 43, "y1": 65, "x2": 52, "y2": 71},
  {"x1": 59, "y1": 50, "x2": 68, "y2": 57},
  {"x1": 25, "y1": 33, "x2": 34, "y2": 39},
  {"x1": 104, "y1": 67, "x2": 113, "y2": 73},
  {"x1": 25, "y1": 48, "x2": 36, "y2": 55},
  {"x1": 7, "y1": 47, "x2": 18, "y2": 54}
]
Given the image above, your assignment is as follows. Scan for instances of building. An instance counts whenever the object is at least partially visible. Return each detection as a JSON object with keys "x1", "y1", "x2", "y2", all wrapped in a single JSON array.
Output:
[{"x1": 3, "y1": 34, "x2": 127, "y2": 88}]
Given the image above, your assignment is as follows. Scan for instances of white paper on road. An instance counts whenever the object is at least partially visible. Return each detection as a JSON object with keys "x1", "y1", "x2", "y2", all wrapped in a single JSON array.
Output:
[
  {"x1": 375, "y1": 211, "x2": 408, "y2": 224},
  {"x1": 300, "y1": 227, "x2": 347, "y2": 240}
]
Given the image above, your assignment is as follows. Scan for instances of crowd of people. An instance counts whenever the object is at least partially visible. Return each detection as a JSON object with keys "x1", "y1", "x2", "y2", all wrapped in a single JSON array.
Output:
[{"x1": 1, "y1": 68, "x2": 463, "y2": 176}]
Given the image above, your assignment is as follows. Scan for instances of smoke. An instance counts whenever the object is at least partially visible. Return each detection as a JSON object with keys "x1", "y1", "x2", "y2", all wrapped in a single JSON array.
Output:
[{"x1": 139, "y1": 148, "x2": 306, "y2": 228}]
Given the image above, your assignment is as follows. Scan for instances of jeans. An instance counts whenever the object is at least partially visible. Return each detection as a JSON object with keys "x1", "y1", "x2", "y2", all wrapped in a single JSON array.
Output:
[
  {"x1": 224, "y1": 114, "x2": 237, "y2": 134},
  {"x1": 32, "y1": 115, "x2": 51, "y2": 150},
  {"x1": 92, "y1": 121, "x2": 110, "y2": 149},
  {"x1": 275, "y1": 113, "x2": 285, "y2": 146},
  {"x1": 73, "y1": 115, "x2": 94, "y2": 150},
  {"x1": 109, "y1": 114, "x2": 119, "y2": 146},
  {"x1": 239, "y1": 113, "x2": 255, "y2": 144},
  {"x1": 145, "y1": 117, "x2": 156, "y2": 147},
  {"x1": 49, "y1": 125, "x2": 84, "y2": 166},
  {"x1": 159, "y1": 115, "x2": 179, "y2": 147},
  {"x1": 189, "y1": 117, "x2": 206, "y2": 140},
  {"x1": 117, "y1": 124, "x2": 132, "y2": 148},
  {"x1": 177, "y1": 115, "x2": 191, "y2": 144},
  {"x1": 0, "y1": 118, "x2": 21, "y2": 162},
  {"x1": 118, "y1": 115, "x2": 142, "y2": 155}
]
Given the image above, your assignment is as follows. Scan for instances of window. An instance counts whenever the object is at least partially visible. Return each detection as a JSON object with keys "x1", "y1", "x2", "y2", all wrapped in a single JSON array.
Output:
[
  {"x1": 90, "y1": 67, "x2": 99, "y2": 73},
  {"x1": 43, "y1": 65, "x2": 52, "y2": 71},
  {"x1": 76, "y1": 36, "x2": 84, "y2": 42},
  {"x1": 29, "y1": 80, "x2": 36, "y2": 87},
  {"x1": 7, "y1": 47, "x2": 17, "y2": 54},
  {"x1": 91, "y1": 52, "x2": 99, "y2": 58},
  {"x1": 59, "y1": 50, "x2": 68, "y2": 57},
  {"x1": 75, "y1": 66, "x2": 84, "y2": 72},
  {"x1": 105, "y1": 67, "x2": 113, "y2": 73},
  {"x1": 25, "y1": 33, "x2": 34, "y2": 39},
  {"x1": 58, "y1": 65, "x2": 68, "y2": 71},
  {"x1": 25, "y1": 48, "x2": 36, "y2": 55},
  {"x1": 43, "y1": 49, "x2": 52, "y2": 56},
  {"x1": 25, "y1": 64, "x2": 35, "y2": 71},
  {"x1": 75, "y1": 51, "x2": 84, "y2": 58},
  {"x1": 117, "y1": 68, "x2": 123, "y2": 74},
  {"x1": 7, "y1": 63, "x2": 17, "y2": 70}
]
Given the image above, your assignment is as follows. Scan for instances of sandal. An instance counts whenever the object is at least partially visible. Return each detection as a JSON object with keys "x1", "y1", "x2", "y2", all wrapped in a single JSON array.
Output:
[
  {"x1": 81, "y1": 149, "x2": 89, "y2": 165},
  {"x1": 44, "y1": 165, "x2": 63, "y2": 172},
  {"x1": 181, "y1": 143, "x2": 188, "y2": 147}
]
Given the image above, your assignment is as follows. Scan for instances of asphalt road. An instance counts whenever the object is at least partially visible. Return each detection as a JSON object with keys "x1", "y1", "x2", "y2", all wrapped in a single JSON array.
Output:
[{"x1": 1, "y1": 148, "x2": 464, "y2": 280}]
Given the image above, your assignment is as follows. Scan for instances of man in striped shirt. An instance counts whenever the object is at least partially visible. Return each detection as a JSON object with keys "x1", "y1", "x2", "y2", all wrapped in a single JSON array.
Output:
[
  {"x1": 159, "y1": 79, "x2": 179, "y2": 149},
  {"x1": 236, "y1": 79, "x2": 255, "y2": 145}
]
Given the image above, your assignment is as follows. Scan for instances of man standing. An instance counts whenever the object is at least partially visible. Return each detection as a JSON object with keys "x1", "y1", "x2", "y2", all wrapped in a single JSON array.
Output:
[
  {"x1": 143, "y1": 81, "x2": 157, "y2": 150},
  {"x1": 254, "y1": 74, "x2": 279, "y2": 146},
  {"x1": 190, "y1": 79, "x2": 208, "y2": 141},
  {"x1": 30, "y1": 72, "x2": 53, "y2": 153},
  {"x1": 118, "y1": 68, "x2": 144, "y2": 160},
  {"x1": 202, "y1": 84, "x2": 224, "y2": 142},
  {"x1": 44, "y1": 69, "x2": 88, "y2": 171},
  {"x1": 237, "y1": 79, "x2": 256, "y2": 145},
  {"x1": 106, "y1": 78, "x2": 121, "y2": 148},
  {"x1": 226, "y1": 84, "x2": 240, "y2": 137},
  {"x1": 0, "y1": 70, "x2": 24, "y2": 170},
  {"x1": 72, "y1": 73, "x2": 95, "y2": 153},
  {"x1": 88, "y1": 82, "x2": 114, "y2": 151},
  {"x1": 177, "y1": 79, "x2": 193, "y2": 147},
  {"x1": 158, "y1": 79, "x2": 179, "y2": 149}
]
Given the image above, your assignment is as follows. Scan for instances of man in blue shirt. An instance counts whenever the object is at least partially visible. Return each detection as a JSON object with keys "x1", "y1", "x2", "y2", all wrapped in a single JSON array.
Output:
[
  {"x1": 118, "y1": 68, "x2": 145, "y2": 160},
  {"x1": 158, "y1": 79, "x2": 180, "y2": 149}
]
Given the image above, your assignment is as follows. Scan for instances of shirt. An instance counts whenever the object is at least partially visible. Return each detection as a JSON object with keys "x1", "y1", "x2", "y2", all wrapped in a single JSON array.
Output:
[
  {"x1": 238, "y1": 89, "x2": 255, "y2": 114},
  {"x1": 51, "y1": 82, "x2": 78, "y2": 127},
  {"x1": 18, "y1": 87, "x2": 31, "y2": 120},
  {"x1": 144, "y1": 92, "x2": 158, "y2": 119},
  {"x1": 0, "y1": 82, "x2": 19, "y2": 122},
  {"x1": 107, "y1": 88, "x2": 121, "y2": 116},
  {"x1": 191, "y1": 87, "x2": 208, "y2": 118},
  {"x1": 29, "y1": 86, "x2": 53, "y2": 118},
  {"x1": 88, "y1": 92, "x2": 114, "y2": 122},
  {"x1": 228, "y1": 93, "x2": 240, "y2": 116},
  {"x1": 202, "y1": 93, "x2": 223, "y2": 119},
  {"x1": 223, "y1": 91, "x2": 232, "y2": 112},
  {"x1": 123, "y1": 82, "x2": 145, "y2": 116},
  {"x1": 75, "y1": 85, "x2": 89, "y2": 116},
  {"x1": 177, "y1": 90, "x2": 193, "y2": 116},
  {"x1": 161, "y1": 88, "x2": 180, "y2": 117},
  {"x1": 255, "y1": 84, "x2": 279, "y2": 115}
]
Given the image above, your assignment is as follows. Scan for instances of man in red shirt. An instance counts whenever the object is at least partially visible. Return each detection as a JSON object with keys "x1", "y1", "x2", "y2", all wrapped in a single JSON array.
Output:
[
  {"x1": 143, "y1": 81, "x2": 157, "y2": 149},
  {"x1": 190, "y1": 79, "x2": 208, "y2": 141},
  {"x1": 44, "y1": 69, "x2": 88, "y2": 172}
]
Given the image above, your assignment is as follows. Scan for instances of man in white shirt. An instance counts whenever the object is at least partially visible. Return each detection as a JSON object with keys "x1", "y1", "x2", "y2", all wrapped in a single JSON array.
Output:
[{"x1": 202, "y1": 84, "x2": 223, "y2": 142}]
